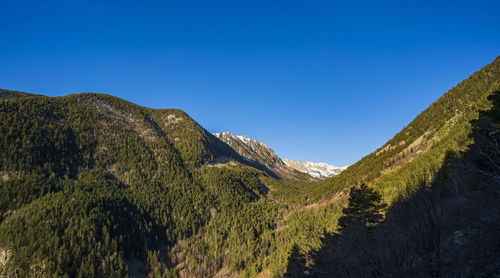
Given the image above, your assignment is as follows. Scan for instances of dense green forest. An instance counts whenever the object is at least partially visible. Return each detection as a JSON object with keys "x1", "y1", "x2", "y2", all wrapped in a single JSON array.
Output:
[
  {"x1": 0, "y1": 89, "x2": 337, "y2": 277},
  {"x1": 0, "y1": 56, "x2": 499, "y2": 277}
]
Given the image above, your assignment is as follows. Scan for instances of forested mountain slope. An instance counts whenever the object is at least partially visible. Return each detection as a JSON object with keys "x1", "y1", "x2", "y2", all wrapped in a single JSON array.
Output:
[
  {"x1": 321, "y1": 56, "x2": 500, "y2": 201},
  {"x1": 1, "y1": 56, "x2": 499, "y2": 278},
  {"x1": 0, "y1": 91, "x2": 281, "y2": 277},
  {"x1": 287, "y1": 90, "x2": 500, "y2": 277},
  {"x1": 0, "y1": 90, "x2": 346, "y2": 277}
]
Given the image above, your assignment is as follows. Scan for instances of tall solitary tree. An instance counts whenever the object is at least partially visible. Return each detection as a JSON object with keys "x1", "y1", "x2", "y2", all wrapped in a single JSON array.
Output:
[{"x1": 338, "y1": 183, "x2": 387, "y2": 231}]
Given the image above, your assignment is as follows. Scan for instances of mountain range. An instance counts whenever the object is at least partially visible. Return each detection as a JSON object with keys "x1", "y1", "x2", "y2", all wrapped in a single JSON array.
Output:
[
  {"x1": 282, "y1": 159, "x2": 347, "y2": 179},
  {"x1": 0, "y1": 56, "x2": 499, "y2": 277},
  {"x1": 213, "y1": 131, "x2": 346, "y2": 179}
]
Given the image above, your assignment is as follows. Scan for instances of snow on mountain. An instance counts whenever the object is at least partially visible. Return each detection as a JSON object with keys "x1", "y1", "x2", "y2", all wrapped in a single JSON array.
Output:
[
  {"x1": 282, "y1": 159, "x2": 347, "y2": 179},
  {"x1": 213, "y1": 131, "x2": 347, "y2": 179},
  {"x1": 212, "y1": 132, "x2": 286, "y2": 170}
]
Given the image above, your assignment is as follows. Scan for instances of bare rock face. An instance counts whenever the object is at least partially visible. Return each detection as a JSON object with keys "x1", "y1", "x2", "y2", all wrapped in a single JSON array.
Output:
[
  {"x1": 0, "y1": 248, "x2": 11, "y2": 267},
  {"x1": 282, "y1": 159, "x2": 347, "y2": 179},
  {"x1": 213, "y1": 132, "x2": 287, "y2": 171},
  {"x1": 213, "y1": 132, "x2": 347, "y2": 179}
]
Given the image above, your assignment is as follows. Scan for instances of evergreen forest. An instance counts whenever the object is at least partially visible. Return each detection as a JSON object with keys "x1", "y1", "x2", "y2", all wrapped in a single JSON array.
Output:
[{"x1": 1, "y1": 55, "x2": 500, "y2": 277}]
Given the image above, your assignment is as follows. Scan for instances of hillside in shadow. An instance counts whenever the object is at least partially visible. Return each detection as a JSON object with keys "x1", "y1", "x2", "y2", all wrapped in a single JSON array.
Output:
[{"x1": 287, "y1": 90, "x2": 500, "y2": 277}]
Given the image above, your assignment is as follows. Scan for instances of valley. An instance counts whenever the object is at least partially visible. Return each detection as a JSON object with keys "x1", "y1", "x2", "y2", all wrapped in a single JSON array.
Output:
[{"x1": 0, "y1": 55, "x2": 499, "y2": 277}]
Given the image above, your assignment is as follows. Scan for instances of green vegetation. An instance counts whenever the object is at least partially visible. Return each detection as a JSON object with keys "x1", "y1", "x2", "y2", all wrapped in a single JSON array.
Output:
[
  {"x1": 337, "y1": 183, "x2": 386, "y2": 231},
  {"x1": 0, "y1": 92, "x2": 243, "y2": 276},
  {"x1": 0, "y1": 90, "x2": 340, "y2": 277},
  {"x1": 290, "y1": 90, "x2": 500, "y2": 277},
  {"x1": 0, "y1": 89, "x2": 35, "y2": 99},
  {"x1": 315, "y1": 56, "x2": 500, "y2": 203},
  {"x1": 0, "y1": 56, "x2": 499, "y2": 277}
]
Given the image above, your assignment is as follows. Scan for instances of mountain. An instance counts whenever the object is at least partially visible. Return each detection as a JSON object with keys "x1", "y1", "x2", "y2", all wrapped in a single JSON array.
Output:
[
  {"x1": 0, "y1": 91, "x2": 277, "y2": 277},
  {"x1": 213, "y1": 132, "x2": 287, "y2": 171},
  {"x1": 288, "y1": 65, "x2": 500, "y2": 277},
  {"x1": 282, "y1": 159, "x2": 347, "y2": 179},
  {"x1": 0, "y1": 89, "x2": 36, "y2": 99},
  {"x1": 318, "y1": 56, "x2": 500, "y2": 201},
  {"x1": 1, "y1": 56, "x2": 499, "y2": 278},
  {"x1": 0, "y1": 89, "x2": 343, "y2": 277},
  {"x1": 213, "y1": 131, "x2": 345, "y2": 179}
]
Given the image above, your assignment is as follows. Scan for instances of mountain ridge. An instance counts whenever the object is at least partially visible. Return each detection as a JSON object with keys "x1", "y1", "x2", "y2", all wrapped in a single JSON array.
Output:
[
  {"x1": 1, "y1": 56, "x2": 499, "y2": 277},
  {"x1": 0, "y1": 91, "x2": 276, "y2": 277},
  {"x1": 282, "y1": 159, "x2": 347, "y2": 179},
  {"x1": 213, "y1": 131, "x2": 345, "y2": 179},
  {"x1": 320, "y1": 55, "x2": 500, "y2": 201}
]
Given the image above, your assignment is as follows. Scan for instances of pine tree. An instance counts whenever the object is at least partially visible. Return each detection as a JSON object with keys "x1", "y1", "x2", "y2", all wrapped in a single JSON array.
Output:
[{"x1": 338, "y1": 183, "x2": 386, "y2": 230}]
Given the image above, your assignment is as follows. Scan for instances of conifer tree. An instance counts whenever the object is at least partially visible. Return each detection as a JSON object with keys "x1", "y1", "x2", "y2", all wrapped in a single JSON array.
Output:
[{"x1": 338, "y1": 183, "x2": 386, "y2": 230}]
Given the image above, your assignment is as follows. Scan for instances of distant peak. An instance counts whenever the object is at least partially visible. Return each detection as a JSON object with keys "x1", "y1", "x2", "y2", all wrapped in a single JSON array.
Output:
[
  {"x1": 214, "y1": 132, "x2": 348, "y2": 179},
  {"x1": 283, "y1": 158, "x2": 347, "y2": 179}
]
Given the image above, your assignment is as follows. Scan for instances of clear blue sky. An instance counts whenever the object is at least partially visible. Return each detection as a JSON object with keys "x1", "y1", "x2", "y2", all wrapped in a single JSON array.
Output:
[{"x1": 1, "y1": 0, "x2": 499, "y2": 166}]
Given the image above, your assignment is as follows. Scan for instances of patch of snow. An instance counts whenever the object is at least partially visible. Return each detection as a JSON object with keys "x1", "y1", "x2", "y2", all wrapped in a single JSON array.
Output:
[
  {"x1": 235, "y1": 135, "x2": 272, "y2": 151},
  {"x1": 236, "y1": 135, "x2": 255, "y2": 151},
  {"x1": 213, "y1": 132, "x2": 347, "y2": 179},
  {"x1": 283, "y1": 159, "x2": 347, "y2": 179}
]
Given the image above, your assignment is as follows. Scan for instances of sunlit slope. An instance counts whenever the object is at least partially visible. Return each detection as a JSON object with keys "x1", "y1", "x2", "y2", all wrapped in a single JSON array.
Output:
[{"x1": 323, "y1": 56, "x2": 500, "y2": 200}]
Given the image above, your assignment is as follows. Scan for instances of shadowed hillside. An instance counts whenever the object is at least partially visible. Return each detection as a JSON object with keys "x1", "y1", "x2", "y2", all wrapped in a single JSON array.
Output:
[
  {"x1": 286, "y1": 90, "x2": 500, "y2": 277},
  {"x1": 0, "y1": 56, "x2": 499, "y2": 277}
]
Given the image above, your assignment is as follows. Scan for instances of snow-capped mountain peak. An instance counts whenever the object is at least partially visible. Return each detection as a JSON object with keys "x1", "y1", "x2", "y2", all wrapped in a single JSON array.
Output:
[
  {"x1": 213, "y1": 132, "x2": 285, "y2": 170},
  {"x1": 282, "y1": 159, "x2": 347, "y2": 179},
  {"x1": 213, "y1": 132, "x2": 347, "y2": 179}
]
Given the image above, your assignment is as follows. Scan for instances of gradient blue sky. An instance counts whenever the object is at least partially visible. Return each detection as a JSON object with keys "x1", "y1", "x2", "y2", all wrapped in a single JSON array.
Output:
[{"x1": 1, "y1": 0, "x2": 499, "y2": 166}]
